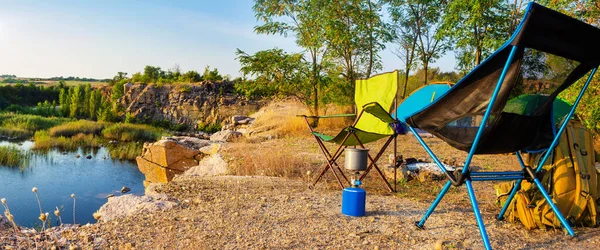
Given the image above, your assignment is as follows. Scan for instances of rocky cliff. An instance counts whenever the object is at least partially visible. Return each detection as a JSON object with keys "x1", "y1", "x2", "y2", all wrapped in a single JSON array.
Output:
[{"x1": 119, "y1": 81, "x2": 263, "y2": 129}]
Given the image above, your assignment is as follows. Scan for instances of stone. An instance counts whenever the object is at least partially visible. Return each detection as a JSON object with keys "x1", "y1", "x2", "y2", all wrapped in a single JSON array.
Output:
[
  {"x1": 121, "y1": 186, "x2": 131, "y2": 193},
  {"x1": 136, "y1": 139, "x2": 202, "y2": 186},
  {"x1": 96, "y1": 194, "x2": 176, "y2": 222},
  {"x1": 182, "y1": 153, "x2": 228, "y2": 177},
  {"x1": 231, "y1": 115, "x2": 255, "y2": 125},
  {"x1": 199, "y1": 143, "x2": 221, "y2": 155},
  {"x1": 86, "y1": 155, "x2": 92, "y2": 159},
  {"x1": 210, "y1": 130, "x2": 242, "y2": 142}
]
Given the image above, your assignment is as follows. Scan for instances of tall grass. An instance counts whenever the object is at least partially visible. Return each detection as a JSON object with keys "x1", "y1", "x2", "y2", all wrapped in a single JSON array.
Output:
[
  {"x1": 49, "y1": 120, "x2": 105, "y2": 137},
  {"x1": 0, "y1": 145, "x2": 30, "y2": 169},
  {"x1": 33, "y1": 131, "x2": 102, "y2": 151},
  {"x1": 106, "y1": 142, "x2": 144, "y2": 161},
  {"x1": 102, "y1": 123, "x2": 162, "y2": 142},
  {"x1": 0, "y1": 114, "x2": 71, "y2": 132},
  {"x1": 0, "y1": 127, "x2": 31, "y2": 140}
]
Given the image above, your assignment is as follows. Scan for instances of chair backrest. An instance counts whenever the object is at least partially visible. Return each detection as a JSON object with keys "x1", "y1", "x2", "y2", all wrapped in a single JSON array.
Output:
[
  {"x1": 354, "y1": 71, "x2": 398, "y2": 135},
  {"x1": 406, "y1": 3, "x2": 600, "y2": 154}
]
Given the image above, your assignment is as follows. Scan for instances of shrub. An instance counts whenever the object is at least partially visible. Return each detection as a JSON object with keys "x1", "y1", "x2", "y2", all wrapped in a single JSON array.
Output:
[
  {"x1": 106, "y1": 142, "x2": 143, "y2": 161},
  {"x1": 102, "y1": 123, "x2": 162, "y2": 142},
  {"x1": 33, "y1": 131, "x2": 101, "y2": 151},
  {"x1": 48, "y1": 120, "x2": 105, "y2": 137}
]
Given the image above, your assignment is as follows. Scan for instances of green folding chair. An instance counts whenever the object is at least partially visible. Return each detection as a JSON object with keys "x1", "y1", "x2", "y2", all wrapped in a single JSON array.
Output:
[{"x1": 300, "y1": 71, "x2": 400, "y2": 192}]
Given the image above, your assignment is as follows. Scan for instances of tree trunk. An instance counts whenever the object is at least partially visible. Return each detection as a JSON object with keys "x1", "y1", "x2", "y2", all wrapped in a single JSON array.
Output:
[
  {"x1": 366, "y1": 0, "x2": 374, "y2": 78},
  {"x1": 423, "y1": 62, "x2": 429, "y2": 85}
]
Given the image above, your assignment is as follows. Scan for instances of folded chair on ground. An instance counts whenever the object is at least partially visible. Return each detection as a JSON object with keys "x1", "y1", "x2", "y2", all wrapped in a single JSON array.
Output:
[
  {"x1": 300, "y1": 71, "x2": 401, "y2": 192},
  {"x1": 398, "y1": 3, "x2": 600, "y2": 249}
]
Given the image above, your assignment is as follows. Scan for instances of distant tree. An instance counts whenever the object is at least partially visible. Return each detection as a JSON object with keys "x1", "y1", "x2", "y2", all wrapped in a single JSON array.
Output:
[
  {"x1": 236, "y1": 48, "x2": 309, "y2": 101},
  {"x1": 111, "y1": 81, "x2": 125, "y2": 101},
  {"x1": 69, "y1": 85, "x2": 82, "y2": 118},
  {"x1": 203, "y1": 66, "x2": 223, "y2": 81},
  {"x1": 83, "y1": 83, "x2": 92, "y2": 117},
  {"x1": 59, "y1": 88, "x2": 70, "y2": 116},
  {"x1": 179, "y1": 71, "x2": 202, "y2": 83}
]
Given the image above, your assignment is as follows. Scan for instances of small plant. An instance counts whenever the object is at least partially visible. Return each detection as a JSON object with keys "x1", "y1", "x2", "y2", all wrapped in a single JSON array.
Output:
[
  {"x1": 1, "y1": 198, "x2": 19, "y2": 233},
  {"x1": 71, "y1": 193, "x2": 76, "y2": 224},
  {"x1": 32, "y1": 187, "x2": 48, "y2": 230},
  {"x1": 54, "y1": 206, "x2": 63, "y2": 226}
]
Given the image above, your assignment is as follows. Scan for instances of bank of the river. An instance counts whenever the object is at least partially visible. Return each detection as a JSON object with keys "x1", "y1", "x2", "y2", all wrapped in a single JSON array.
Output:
[{"x1": 2, "y1": 175, "x2": 599, "y2": 249}]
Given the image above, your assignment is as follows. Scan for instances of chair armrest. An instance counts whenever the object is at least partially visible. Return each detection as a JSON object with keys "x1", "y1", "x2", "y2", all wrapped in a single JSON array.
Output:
[
  {"x1": 297, "y1": 114, "x2": 356, "y2": 119},
  {"x1": 362, "y1": 102, "x2": 396, "y2": 123}
]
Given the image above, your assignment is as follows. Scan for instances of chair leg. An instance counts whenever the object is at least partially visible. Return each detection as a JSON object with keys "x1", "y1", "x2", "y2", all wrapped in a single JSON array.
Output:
[
  {"x1": 531, "y1": 177, "x2": 576, "y2": 236},
  {"x1": 466, "y1": 180, "x2": 492, "y2": 250},
  {"x1": 497, "y1": 179, "x2": 522, "y2": 220},
  {"x1": 358, "y1": 135, "x2": 396, "y2": 192},
  {"x1": 415, "y1": 180, "x2": 452, "y2": 229}
]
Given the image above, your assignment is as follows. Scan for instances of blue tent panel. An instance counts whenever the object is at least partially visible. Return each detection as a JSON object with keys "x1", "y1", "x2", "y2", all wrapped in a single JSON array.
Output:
[{"x1": 394, "y1": 84, "x2": 452, "y2": 122}]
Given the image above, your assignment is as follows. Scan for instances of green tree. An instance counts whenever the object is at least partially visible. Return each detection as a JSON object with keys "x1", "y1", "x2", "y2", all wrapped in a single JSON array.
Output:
[
  {"x1": 388, "y1": 0, "x2": 419, "y2": 98},
  {"x1": 253, "y1": 0, "x2": 330, "y2": 116},
  {"x1": 83, "y1": 83, "x2": 92, "y2": 118},
  {"x1": 236, "y1": 48, "x2": 309, "y2": 102},
  {"x1": 59, "y1": 88, "x2": 70, "y2": 116},
  {"x1": 202, "y1": 66, "x2": 223, "y2": 81},
  {"x1": 323, "y1": 0, "x2": 391, "y2": 84},
  {"x1": 440, "y1": 0, "x2": 511, "y2": 72},
  {"x1": 69, "y1": 85, "x2": 82, "y2": 118},
  {"x1": 179, "y1": 70, "x2": 202, "y2": 83}
]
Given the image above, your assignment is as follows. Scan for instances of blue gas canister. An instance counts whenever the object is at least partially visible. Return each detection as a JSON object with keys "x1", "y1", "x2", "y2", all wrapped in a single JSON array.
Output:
[{"x1": 341, "y1": 187, "x2": 366, "y2": 216}]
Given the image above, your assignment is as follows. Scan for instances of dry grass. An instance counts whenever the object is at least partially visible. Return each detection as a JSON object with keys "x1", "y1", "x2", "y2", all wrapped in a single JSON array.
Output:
[
  {"x1": 250, "y1": 101, "x2": 354, "y2": 139},
  {"x1": 49, "y1": 120, "x2": 105, "y2": 137}
]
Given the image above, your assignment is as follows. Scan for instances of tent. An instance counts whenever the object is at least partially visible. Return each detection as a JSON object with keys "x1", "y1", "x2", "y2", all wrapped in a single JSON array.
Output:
[
  {"x1": 394, "y1": 83, "x2": 453, "y2": 122},
  {"x1": 503, "y1": 94, "x2": 573, "y2": 125}
]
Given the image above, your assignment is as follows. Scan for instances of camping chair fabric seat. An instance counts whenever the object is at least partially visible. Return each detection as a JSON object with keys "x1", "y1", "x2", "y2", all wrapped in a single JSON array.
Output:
[
  {"x1": 304, "y1": 71, "x2": 399, "y2": 192},
  {"x1": 404, "y1": 3, "x2": 600, "y2": 249}
]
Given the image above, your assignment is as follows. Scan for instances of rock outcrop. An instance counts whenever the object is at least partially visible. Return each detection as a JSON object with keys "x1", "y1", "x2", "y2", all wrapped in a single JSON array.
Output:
[
  {"x1": 96, "y1": 193, "x2": 176, "y2": 222},
  {"x1": 135, "y1": 136, "x2": 226, "y2": 186},
  {"x1": 136, "y1": 139, "x2": 204, "y2": 186},
  {"x1": 119, "y1": 82, "x2": 264, "y2": 129}
]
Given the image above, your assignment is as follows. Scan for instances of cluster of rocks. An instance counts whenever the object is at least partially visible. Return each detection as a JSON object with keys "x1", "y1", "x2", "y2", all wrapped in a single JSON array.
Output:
[
  {"x1": 382, "y1": 155, "x2": 458, "y2": 183},
  {"x1": 118, "y1": 82, "x2": 264, "y2": 129}
]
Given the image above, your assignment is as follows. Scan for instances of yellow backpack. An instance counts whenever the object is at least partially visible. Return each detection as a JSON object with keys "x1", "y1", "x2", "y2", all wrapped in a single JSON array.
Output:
[{"x1": 496, "y1": 119, "x2": 600, "y2": 229}]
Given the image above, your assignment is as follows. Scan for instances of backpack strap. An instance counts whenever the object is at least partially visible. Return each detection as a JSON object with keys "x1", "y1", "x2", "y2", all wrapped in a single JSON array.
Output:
[{"x1": 566, "y1": 121, "x2": 592, "y2": 222}]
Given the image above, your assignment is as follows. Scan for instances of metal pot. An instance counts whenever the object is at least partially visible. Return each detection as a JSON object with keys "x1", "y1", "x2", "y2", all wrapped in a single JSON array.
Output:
[{"x1": 344, "y1": 148, "x2": 369, "y2": 171}]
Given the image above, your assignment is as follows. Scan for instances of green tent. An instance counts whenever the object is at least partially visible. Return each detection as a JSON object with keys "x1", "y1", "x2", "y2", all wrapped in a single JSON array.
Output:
[{"x1": 503, "y1": 94, "x2": 573, "y2": 124}]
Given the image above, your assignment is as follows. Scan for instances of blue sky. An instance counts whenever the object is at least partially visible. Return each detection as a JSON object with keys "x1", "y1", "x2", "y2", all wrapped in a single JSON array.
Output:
[{"x1": 0, "y1": 0, "x2": 455, "y2": 79}]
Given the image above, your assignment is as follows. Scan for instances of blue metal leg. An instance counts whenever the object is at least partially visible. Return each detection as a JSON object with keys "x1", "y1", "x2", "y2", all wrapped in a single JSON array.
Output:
[
  {"x1": 497, "y1": 179, "x2": 522, "y2": 220},
  {"x1": 531, "y1": 178, "x2": 576, "y2": 236},
  {"x1": 466, "y1": 180, "x2": 492, "y2": 250},
  {"x1": 415, "y1": 181, "x2": 452, "y2": 228}
]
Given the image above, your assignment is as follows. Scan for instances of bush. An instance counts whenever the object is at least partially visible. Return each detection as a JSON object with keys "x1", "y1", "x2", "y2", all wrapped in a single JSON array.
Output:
[
  {"x1": 49, "y1": 120, "x2": 105, "y2": 137},
  {"x1": 102, "y1": 123, "x2": 162, "y2": 142},
  {"x1": 197, "y1": 122, "x2": 221, "y2": 133},
  {"x1": 106, "y1": 142, "x2": 143, "y2": 161}
]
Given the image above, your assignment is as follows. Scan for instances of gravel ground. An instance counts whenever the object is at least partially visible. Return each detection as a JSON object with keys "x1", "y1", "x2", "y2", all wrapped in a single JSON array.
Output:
[{"x1": 2, "y1": 175, "x2": 599, "y2": 249}]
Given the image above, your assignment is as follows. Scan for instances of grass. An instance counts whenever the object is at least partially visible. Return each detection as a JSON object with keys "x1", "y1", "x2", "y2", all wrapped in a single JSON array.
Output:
[
  {"x1": 0, "y1": 114, "x2": 71, "y2": 132},
  {"x1": 49, "y1": 120, "x2": 105, "y2": 137},
  {"x1": 102, "y1": 123, "x2": 162, "y2": 142},
  {"x1": 0, "y1": 145, "x2": 30, "y2": 169},
  {"x1": 106, "y1": 142, "x2": 144, "y2": 161},
  {"x1": 0, "y1": 127, "x2": 32, "y2": 140},
  {"x1": 33, "y1": 131, "x2": 102, "y2": 151}
]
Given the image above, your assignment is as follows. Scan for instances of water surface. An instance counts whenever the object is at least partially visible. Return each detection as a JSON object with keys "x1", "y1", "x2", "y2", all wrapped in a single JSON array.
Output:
[{"x1": 0, "y1": 141, "x2": 144, "y2": 227}]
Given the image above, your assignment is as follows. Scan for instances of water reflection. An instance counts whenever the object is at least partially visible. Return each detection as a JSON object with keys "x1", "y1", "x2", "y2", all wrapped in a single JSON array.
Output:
[{"x1": 0, "y1": 141, "x2": 144, "y2": 227}]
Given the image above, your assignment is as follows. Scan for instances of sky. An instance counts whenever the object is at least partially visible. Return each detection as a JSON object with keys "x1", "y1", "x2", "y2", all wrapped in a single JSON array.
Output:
[{"x1": 0, "y1": 0, "x2": 456, "y2": 79}]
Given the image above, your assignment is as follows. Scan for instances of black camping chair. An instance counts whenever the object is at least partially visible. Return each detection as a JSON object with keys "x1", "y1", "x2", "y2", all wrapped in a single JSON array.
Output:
[{"x1": 400, "y1": 3, "x2": 600, "y2": 249}]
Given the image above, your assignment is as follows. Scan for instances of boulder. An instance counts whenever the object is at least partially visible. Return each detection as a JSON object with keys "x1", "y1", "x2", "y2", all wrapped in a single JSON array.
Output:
[
  {"x1": 136, "y1": 140, "x2": 203, "y2": 186},
  {"x1": 181, "y1": 153, "x2": 228, "y2": 177},
  {"x1": 231, "y1": 115, "x2": 255, "y2": 125},
  {"x1": 96, "y1": 194, "x2": 176, "y2": 222},
  {"x1": 210, "y1": 130, "x2": 242, "y2": 142}
]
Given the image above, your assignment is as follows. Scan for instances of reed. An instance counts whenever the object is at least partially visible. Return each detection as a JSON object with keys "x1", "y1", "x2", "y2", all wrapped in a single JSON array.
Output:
[
  {"x1": 0, "y1": 145, "x2": 30, "y2": 169},
  {"x1": 102, "y1": 123, "x2": 162, "y2": 142},
  {"x1": 106, "y1": 142, "x2": 143, "y2": 161},
  {"x1": 48, "y1": 120, "x2": 105, "y2": 137},
  {"x1": 33, "y1": 131, "x2": 102, "y2": 151}
]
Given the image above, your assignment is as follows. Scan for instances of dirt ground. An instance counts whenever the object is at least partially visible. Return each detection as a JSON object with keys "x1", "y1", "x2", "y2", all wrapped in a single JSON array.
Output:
[{"x1": 2, "y1": 135, "x2": 599, "y2": 249}]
